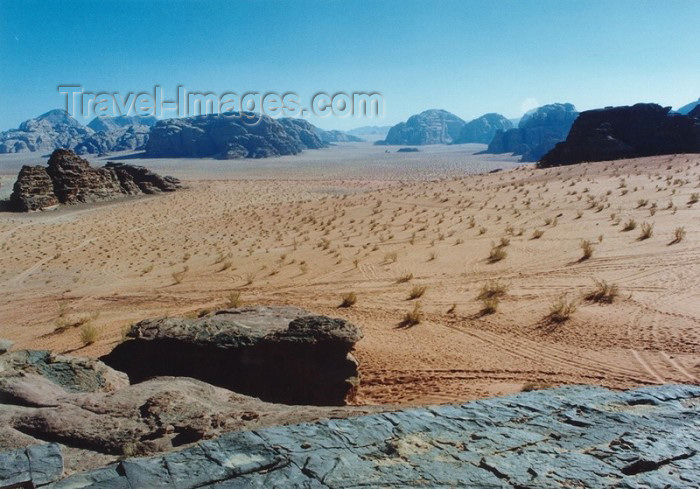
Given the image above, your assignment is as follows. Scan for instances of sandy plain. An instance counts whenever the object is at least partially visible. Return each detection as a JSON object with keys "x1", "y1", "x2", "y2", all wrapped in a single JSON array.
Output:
[{"x1": 1, "y1": 142, "x2": 698, "y2": 405}]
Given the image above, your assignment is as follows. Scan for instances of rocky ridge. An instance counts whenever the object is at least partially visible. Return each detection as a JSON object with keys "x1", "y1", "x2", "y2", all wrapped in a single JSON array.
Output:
[
  {"x1": 9, "y1": 149, "x2": 181, "y2": 211},
  {"x1": 5, "y1": 384, "x2": 698, "y2": 488},
  {"x1": 0, "y1": 110, "x2": 93, "y2": 154},
  {"x1": 539, "y1": 103, "x2": 700, "y2": 167},
  {"x1": 454, "y1": 112, "x2": 513, "y2": 144},
  {"x1": 379, "y1": 109, "x2": 466, "y2": 145},
  {"x1": 485, "y1": 103, "x2": 579, "y2": 161}
]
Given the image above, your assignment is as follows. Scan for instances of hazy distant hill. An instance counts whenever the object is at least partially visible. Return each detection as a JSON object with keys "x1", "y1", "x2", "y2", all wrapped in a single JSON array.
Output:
[
  {"x1": 677, "y1": 98, "x2": 700, "y2": 115},
  {"x1": 454, "y1": 113, "x2": 513, "y2": 144},
  {"x1": 379, "y1": 109, "x2": 465, "y2": 145},
  {"x1": 0, "y1": 109, "x2": 94, "y2": 154},
  {"x1": 346, "y1": 125, "x2": 391, "y2": 137},
  {"x1": 314, "y1": 128, "x2": 364, "y2": 143},
  {"x1": 87, "y1": 115, "x2": 158, "y2": 133}
]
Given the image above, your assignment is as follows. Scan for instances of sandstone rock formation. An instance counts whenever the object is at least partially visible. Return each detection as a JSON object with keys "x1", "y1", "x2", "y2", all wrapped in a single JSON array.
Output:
[
  {"x1": 0, "y1": 110, "x2": 93, "y2": 154},
  {"x1": 485, "y1": 103, "x2": 579, "y2": 161},
  {"x1": 9, "y1": 149, "x2": 181, "y2": 211},
  {"x1": 539, "y1": 103, "x2": 700, "y2": 167},
  {"x1": 454, "y1": 112, "x2": 513, "y2": 144},
  {"x1": 144, "y1": 114, "x2": 326, "y2": 159},
  {"x1": 0, "y1": 348, "x2": 377, "y2": 476},
  {"x1": 37, "y1": 384, "x2": 700, "y2": 488},
  {"x1": 101, "y1": 306, "x2": 362, "y2": 406},
  {"x1": 379, "y1": 109, "x2": 466, "y2": 145}
]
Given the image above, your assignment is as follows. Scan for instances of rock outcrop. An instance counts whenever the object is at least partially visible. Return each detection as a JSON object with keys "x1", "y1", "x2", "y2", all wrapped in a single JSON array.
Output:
[
  {"x1": 0, "y1": 443, "x2": 63, "y2": 488},
  {"x1": 485, "y1": 103, "x2": 579, "y2": 161},
  {"x1": 101, "y1": 307, "x2": 362, "y2": 406},
  {"x1": 144, "y1": 114, "x2": 326, "y2": 159},
  {"x1": 454, "y1": 113, "x2": 513, "y2": 144},
  {"x1": 36, "y1": 384, "x2": 700, "y2": 488},
  {"x1": 86, "y1": 115, "x2": 158, "y2": 133},
  {"x1": 539, "y1": 103, "x2": 700, "y2": 167},
  {"x1": 379, "y1": 109, "x2": 466, "y2": 145},
  {"x1": 0, "y1": 348, "x2": 376, "y2": 475},
  {"x1": 315, "y1": 128, "x2": 364, "y2": 143},
  {"x1": 9, "y1": 149, "x2": 181, "y2": 211},
  {"x1": 0, "y1": 110, "x2": 94, "y2": 154}
]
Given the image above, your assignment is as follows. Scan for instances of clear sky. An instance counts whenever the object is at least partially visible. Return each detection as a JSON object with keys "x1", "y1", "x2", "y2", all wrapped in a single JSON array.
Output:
[{"x1": 1, "y1": 0, "x2": 698, "y2": 131}]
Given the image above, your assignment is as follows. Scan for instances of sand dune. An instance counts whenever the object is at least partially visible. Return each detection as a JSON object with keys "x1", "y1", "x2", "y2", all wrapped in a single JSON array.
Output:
[{"x1": 1, "y1": 144, "x2": 698, "y2": 405}]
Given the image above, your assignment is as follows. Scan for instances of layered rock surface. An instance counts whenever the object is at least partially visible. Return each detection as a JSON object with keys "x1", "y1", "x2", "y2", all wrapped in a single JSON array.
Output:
[
  {"x1": 101, "y1": 306, "x2": 362, "y2": 406},
  {"x1": 9, "y1": 149, "x2": 181, "y2": 211},
  {"x1": 454, "y1": 112, "x2": 513, "y2": 144},
  {"x1": 485, "y1": 103, "x2": 579, "y2": 161},
  {"x1": 380, "y1": 109, "x2": 466, "y2": 145},
  {"x1": 144, "y1": 114, "x2": 326, "y2": 159},
  {"x1": 0, "y1": 348, "x2": 376, "y2": 476},
  {"x1": 539, "y1": 103, "x2": 700, "y2": 167},
  {"x1": 28, "y1": 384, "x2": 700, "y2": 488}
]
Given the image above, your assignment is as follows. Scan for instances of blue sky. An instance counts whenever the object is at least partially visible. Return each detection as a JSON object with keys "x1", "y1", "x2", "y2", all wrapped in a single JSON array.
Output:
[{"x1": 0, "y1": 0, "x2": 698, "y2": 131}]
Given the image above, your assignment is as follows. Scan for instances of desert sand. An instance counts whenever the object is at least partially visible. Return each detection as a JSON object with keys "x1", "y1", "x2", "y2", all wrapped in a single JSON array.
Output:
[{"x1": 1, "y1": 143, "x2": 699, "y2": 405}]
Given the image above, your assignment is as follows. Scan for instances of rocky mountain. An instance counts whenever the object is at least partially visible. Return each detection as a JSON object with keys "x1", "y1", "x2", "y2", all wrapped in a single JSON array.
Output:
[
  {"x1": 0, "y1": 109, "x2": 94, "y2": 154},
  {"x1": 315, "y1": 128, "x2": 364, "y2": 143},
  {"x1": 10, "y1": 149, "x2": 181, "y2": 211},
  {"x1": 484, "y1": 103, "x2": 579, "y2": 161},
  {"x1": 144, "y1": 114, "x2": 326, "y2": 159},
  {"x1": 454, "y1": 113, "x2": 513, "y2": 144},
  {"x1": 86, "y1": 115, "x2": 157, "y2": 132},
  {"x1": 539, "y1": 103, "x2": 700, "y2": 167},
  {"x1": 677, "y1": 97, "x2": 700, "y2": 115},
  {"x1": 379, "y1": 109, "x2": 466, "y2": 145}
]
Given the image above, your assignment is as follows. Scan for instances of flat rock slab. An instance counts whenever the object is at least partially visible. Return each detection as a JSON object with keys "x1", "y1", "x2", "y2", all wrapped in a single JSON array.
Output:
[
  {"x1": 44, "y1": 384, "x2": 700, "y2": 488},
  {"x1": 0, "y1": 443, "x2": 62, "y2": 488}
]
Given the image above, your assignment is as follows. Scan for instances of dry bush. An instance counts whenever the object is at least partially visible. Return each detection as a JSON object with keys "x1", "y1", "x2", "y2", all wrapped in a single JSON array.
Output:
[
  {"x1": 688, "y1": 193, "x2": 699, "y2": 205},
  {"x1": 670, "y1": 226, "x2": 686, "y2": 244},
  {"x1": 480, "y1": 297, "x2": 499, "y2": 315},
  {"x1": 622, "y1": 219, "x2": 637, "y2": 231},
  {"x1": 339, "y1": 292, "x2": 357, "y2": 308},
  {"x1": 584, "y1": 280, "x2": 619, "y2": 303},
  {"x1": 226, "y1": 291, "x2": 242, "y2": 308},
  {"x1": 401, "y1": 302, "x2": 422, "y2": 327},
  {"x1": 172, "y1": 269, "x2": 186, "y2": 284},
  {"x1": 580, "y1": 240, "x2": 594, "y2": 261},
  {"x1": 521, "y1": 382, "x2": 553, "y2": 392},
  {"x1": 488, "y1": 245, "x2": 507, "y2": 263},
  {"x1": 531, "y1": 229, "x2": 544, "y2": 239},
  {"x1": 547, "y1": 295, "x2": 577, "y2": 323},
  {"x1": 384, "y1": 251, "x2": 398, "y2": 263},
  {"x1": 80, "y1": 324, "x2": 99, "y2": 346},
  {"x1": 396, "y1": 272, "x2": 414, "y2": 283},
  {"x1": 477, "y1": 280, "x2": 508, "y2": 300},
  {"x1": 408, "y1": 285, "x2": 427, "y2": 300},
  {"x1": 638, "y1": 222, "x2": 654, "y2": 240}
]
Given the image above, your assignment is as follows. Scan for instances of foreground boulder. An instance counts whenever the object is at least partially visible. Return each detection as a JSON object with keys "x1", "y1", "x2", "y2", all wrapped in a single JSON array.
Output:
[
  {"x1": 39, "y1": 384, "x2": 700, "y2": 488},
  {"x1": 101, "y1": 307, "x2": 362, "y2": 406},
  {"x1": 9, "y1": 149, "x2": 181, "y2": 211},
  {"x1": 379, "y1": 109, "x2": 466, "y2": 145},
  {"x1": 484, "y1": 103, "x2": 579, "y2": 161},
  {"x1": 539, "y1": 103, "x2": 700, "y2": 167},
  {"x1": 0, "y1": 348, "x2": 377, "y2": 475},
  {"x1": 144, "y1": 114, "x2": 326, "y2": 159}
]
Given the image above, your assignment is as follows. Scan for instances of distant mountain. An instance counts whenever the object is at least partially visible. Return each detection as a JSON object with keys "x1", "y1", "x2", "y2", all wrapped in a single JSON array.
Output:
[
  {"x1": 314, "y1": 128, "x2": 364, "y2": 143},
  {"x1": 346, "y1": 125, "x2": 391, "y2": 137},
  {"x1": 145, "y1": 114, "x2": 327, "y2": 159},
  {"x1": 484, "y1": 103, "x2": 579, "y2": 161},
  {"x1": 379, "y1": 109, "x2": 465, "y2": 145},
  {"x1": 454, "y1": 113, "x2": 513, "y2": 144},
  {"x1": 0, "y1": 109, "x2": 94, "y2": 153},
  {"x1": 677, "y1": 98, "x2": 700, "y2": 115},
  {"x1": 87, "y1": 115, "x2": 158, "y2": 133},
  {"x1": 539, "y1": 103, "x2": 700, "y2": 167}
]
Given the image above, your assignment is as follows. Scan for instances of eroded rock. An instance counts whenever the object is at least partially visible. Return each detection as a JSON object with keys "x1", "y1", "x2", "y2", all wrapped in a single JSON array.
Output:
[
  {"x1": 380, "y1": 109, "x2": 466, "y2": 145},
  {"x1": 101, "y1": 307, "x2": 362, "y2": 406}
]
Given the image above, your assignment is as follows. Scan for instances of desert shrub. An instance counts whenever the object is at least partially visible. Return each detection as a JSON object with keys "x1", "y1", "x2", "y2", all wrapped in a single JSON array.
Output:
[
  {"x1": 584, "y1": 280, "x2": 619, "y2": 303},
  {"x1": 521, "y1": 382, "x2": 553, "y2": 392},
  {"x1": 477, "y1": 280, "x2": 508, "y2": 300},
  {"x1": 580, "y1": 240, "x2": 594, "y2": 260},
  {"x1": 487, "y1": 245, "x2": 507, "y2": 263},
  {"x1": 480, "y1": 297, "x2": 499, "y2": 315},
  {"x1": 547, "y1": 295, "x2": 577, "y2": 323},
  {"x1": 671, "y1": 226, "x2": 686, "y2": 244},
  {"x1": 638, "y1": 222, "x2": 654, "y2": 240},
  {"x1": 531, "y1": 229, "x2": 544, "y2": 239},
  {"x1": 401, "y1": 302, "x2": 422, "y2": 327},
  {"x1": 688, "y1": 193, "x2": 699, "y2": 205},
  {"x1": 622, "y1": 219, "x2": 637, "y2": 231},
  {"x1": 80, "y1": 324, "x2": 99, "y2": 345},
  {"x1": 340, "y1": 292, "x2": 357, "y2": 308},
  {"x1": 226, "y1": 291, "x2": 242, "y2": 308},
  {"x1": 499, "y1": 236, "x2": 510, "y2": 247},
  {"x1": 396, "y1": 272, "x2": 414, "y2": 283},
  {"x1": 408, "y1": 285, "x2": 427, "y2": 300},
  {"x1": 384, "y1": 251, "x2": 398, "y2": 263}
]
